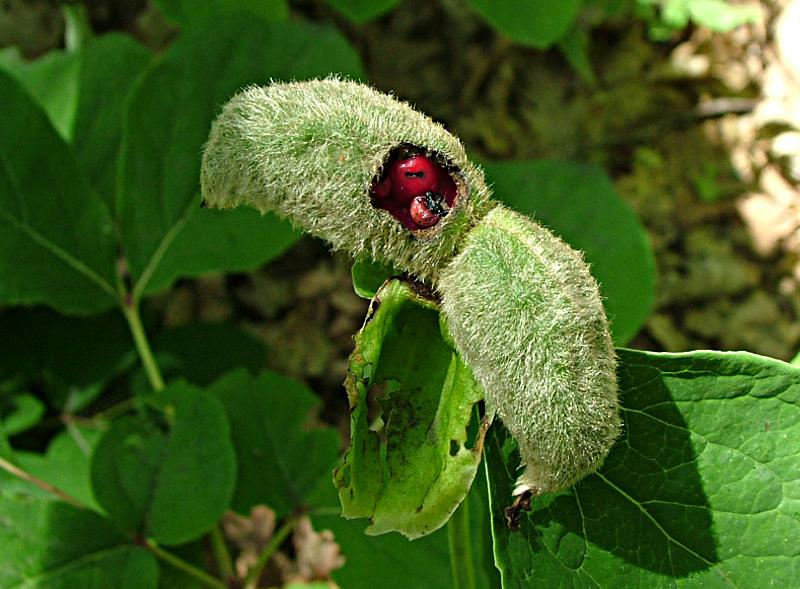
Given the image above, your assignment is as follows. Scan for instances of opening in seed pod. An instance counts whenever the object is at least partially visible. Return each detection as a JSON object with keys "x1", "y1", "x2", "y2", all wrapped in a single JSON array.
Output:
[{"x1": 370, "y1": 145, "x2": 459, "y2": 231}]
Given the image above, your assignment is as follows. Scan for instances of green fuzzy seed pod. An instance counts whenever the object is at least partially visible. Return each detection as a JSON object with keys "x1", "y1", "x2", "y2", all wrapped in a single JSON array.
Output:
[
  {"x1": 439, "y1": 205, "x2": 620, "y2": 496},
  {"x1": 202, "y1": 79, "x2": 620, "y2": 498},
  {"x1": 201, "y1": 78, "x2": 494, "y2": 282}
]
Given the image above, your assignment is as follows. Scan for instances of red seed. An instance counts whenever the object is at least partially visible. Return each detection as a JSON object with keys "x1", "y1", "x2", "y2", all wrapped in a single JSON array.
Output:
[
  {"x1": 410, "y1": 195, "x2": 440, "y2": 228},
  {"x1": 389, "y1": 155, "x2": 441, "y2": 204}
]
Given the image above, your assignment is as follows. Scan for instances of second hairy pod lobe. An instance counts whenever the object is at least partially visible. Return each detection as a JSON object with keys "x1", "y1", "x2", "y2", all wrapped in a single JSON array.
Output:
[{"x1": 439, "y1": 206, "x2": 620, "y2": 496}]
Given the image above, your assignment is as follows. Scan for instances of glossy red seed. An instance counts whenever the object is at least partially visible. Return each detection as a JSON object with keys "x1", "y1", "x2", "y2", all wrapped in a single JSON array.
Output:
[
  {"x1": 409, "y1": 195, "x2": 440, "y2": 228},
  {"x1": 389, "y1": 155, "x2": 441, "y2": 203}
]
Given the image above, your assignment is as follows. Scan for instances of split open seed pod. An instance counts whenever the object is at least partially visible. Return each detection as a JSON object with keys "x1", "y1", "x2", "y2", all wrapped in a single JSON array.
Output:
[{"x1": 201, "y1": 77, "x2": 494, "y2": 282}]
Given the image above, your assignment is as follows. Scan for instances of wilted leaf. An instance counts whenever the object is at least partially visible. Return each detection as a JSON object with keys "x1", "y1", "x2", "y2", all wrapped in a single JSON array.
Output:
[{"x1": 334, "y1": 279, "x2": 487, "y2": 538}]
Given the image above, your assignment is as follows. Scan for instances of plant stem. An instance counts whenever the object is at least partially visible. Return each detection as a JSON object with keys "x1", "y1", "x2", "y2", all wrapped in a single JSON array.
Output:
[
  {"x1": 145, "y1": 539, "x2": 227, "y2": 589},
  {"x1": 448, "y1": 495, "x2": 477, "y2": 589},
  {"x1": 210, "y1": 523, "x2": 235, "y2": 581},
  {"x1": 122, "y1": 300, "x2": 165, "y2": 392},
  {"x1": 0, "y1": 456, "x2": 85, "y2": 508},
  {"x1": 243, "y1": 515, "x2": 298, "y2": 589}
]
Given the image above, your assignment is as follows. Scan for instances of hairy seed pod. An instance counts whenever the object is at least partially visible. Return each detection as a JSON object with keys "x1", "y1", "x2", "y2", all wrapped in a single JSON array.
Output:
[
  {"x1": 201, "y1": 78, "x2": 620, "y2": 498},
  {"x1": 201, "y1": 78, "x2": 494, "y2": 282},
  {"x1": 439, "y1": 205, "x2": 620, "y2": 495}
]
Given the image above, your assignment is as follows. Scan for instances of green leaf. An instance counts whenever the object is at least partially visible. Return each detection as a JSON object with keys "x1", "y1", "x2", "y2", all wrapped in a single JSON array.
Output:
[
  {"x1": 334, "y1": 279, "x2": 488, "y2": 538},
  {"x1": 0, "y1": 47, "x2": 80, "y2": 140},
  {"x1": 153, "y1": 322, "x2": 267, "y2": 386},
  {"x1": 0, "y1": 417, "x2": 11, "y2": 460},
  {"x1": 0, "y1": 35, "x2": 152, "y2": 205},
  {"x1": 209, "y1": 369, "x2": 340, "y2": 516},
  {"x1": 326, "y1": 0, "x2": 400, "y2": 23},
  {"x1": 0, "y1": 70, "x2": 118, "y2": 314},
  {"x1": 118, "y1": 18, "x2": 363, "y2": 298},
  {"x1": 143, "y1": 207, "x2": 299, "y2": 296},
  {"x1": 15, "y1": 426, "x2": 103, "y2": 510},
  {"x1": 71, "y1": 35, "x2": 152, "y2": 206},
  {"x1": 465, "y1": 0, "x2": 582, "y2": 48},
  {"x1": 0, "y1": 307, "x2": 133, "y2": 410},
  {"x1": 483, "y1": 159, "x2": 655, "y2": 344},
  {"x1": 90, "y1": 381, "x2": 237, "y2": 545},
  {"x1": 153, "y1": 0, "x2": 288, "y2": 26},
  {"x1": 0, "y1": 491, "x2": 158, "y2": 589},
  {"x1": 350, "y1": 256, "x2": 400, "y2": 300},
  {"x1": 486, "y1": 348, "x2": 800, "y2": 587},
  {"x1": 1, "y1": 393, "x2": 45, "y2": 436}
]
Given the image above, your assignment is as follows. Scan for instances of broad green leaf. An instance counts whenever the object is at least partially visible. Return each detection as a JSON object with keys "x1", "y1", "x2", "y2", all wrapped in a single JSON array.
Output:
[
  {"x1": 154, "y1": 0, "x2": 288, "y2": 25},
  {"x1": 118, "y1": 18, "x2": 363, "y2": 298},
  {"x1": 334, "y1": 279, "x2": 488, "y2": 538},
  {"x1": 71, "y1": 35, "x2": 152, "y2": 205},
  {"x1": 144, "y1": 207, "x2": 299, "y2": 295},
  {"x1": 90, "y1": 381, "x2": 236, "y2": 545},
  {"x1": 0, "y1": 491, "x2": 158, "y2": 589},
  {"x1": 0, "y1": 35, "x2": 152, "y2": 205},
  {"x1": 466, "y1": 0, "x2": 582, "y2": 48},
  {"x1": 0, "y1": 307, "x2": 133, "y2": 410},
  {"x1": 0, "y1": 70, "x2": 118, "y2": 314},
  {"x1": 350, "y1": 256, "x2": 400, "y2": 300},
  {"x1": 483, "y1": 160, "x2": 655, "y2": 344},
  {"x1": 209, "y1": 369, "x2": 340, "y2": 516},
  {"x1": 153, "y1": 322, "x2": 267, "y2": 386},
  {"x1": 15, "y1": 426, "x2": 103, "y2": 510},
  {"x1": 486, "y1": 349, "x2": 800, "y2": 587},
  {"x1": 326, "y1": 0, "x2": 401, "y2": 23},
  {"x1": 0, "y1": 48, "x2": 80, "y2": 140},
  {"x1": 1, "y1": 393, "x2": 45, "y2": 436}
]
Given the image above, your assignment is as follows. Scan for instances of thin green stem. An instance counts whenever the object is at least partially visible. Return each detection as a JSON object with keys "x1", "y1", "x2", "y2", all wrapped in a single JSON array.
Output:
[
  {"x1": 122, "y1": 301, "x2": 165, "y2": 392},
  {"x1": 243, "y1": 515, "x2": 298, "y2": 589},
  {"x1": 0, "y1": 456, "x2": 85, "y2": 508},
  {"x1": 448, "y1": 495, "x2": 477, "y2": 589},
  {"x1": 145, "y1": 539, "x2": 227, "y2": 589},
  {"x1": 210, "y1": 523, "x2": 235, "y2": 581}
]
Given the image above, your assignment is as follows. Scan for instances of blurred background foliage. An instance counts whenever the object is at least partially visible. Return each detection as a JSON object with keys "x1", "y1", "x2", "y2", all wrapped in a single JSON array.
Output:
[{"x1": 1, "y1": 0, "x2": 799, "y2": 587}]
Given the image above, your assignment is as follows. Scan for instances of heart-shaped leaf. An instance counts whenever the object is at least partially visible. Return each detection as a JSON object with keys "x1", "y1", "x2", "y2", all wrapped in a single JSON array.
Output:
[{"x1": 91, "y1": 381, "x2": 236, "y2": 545}]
